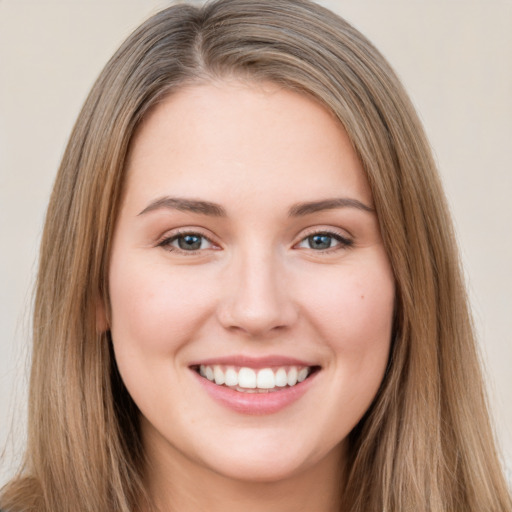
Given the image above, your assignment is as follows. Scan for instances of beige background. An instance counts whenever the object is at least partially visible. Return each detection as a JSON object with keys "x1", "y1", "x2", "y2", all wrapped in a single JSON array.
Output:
[{"x1": 1, "y1": 0, "x2": 511, "y2": 485}]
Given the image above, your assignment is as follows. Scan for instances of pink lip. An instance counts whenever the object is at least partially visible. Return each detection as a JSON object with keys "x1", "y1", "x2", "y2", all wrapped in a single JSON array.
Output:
[
  {"x1": 189, "y1": 355, "x2": 316, "y2": 369},
  {"x1": 190, "y1": 367, "x2": 319, "y2": 415}
]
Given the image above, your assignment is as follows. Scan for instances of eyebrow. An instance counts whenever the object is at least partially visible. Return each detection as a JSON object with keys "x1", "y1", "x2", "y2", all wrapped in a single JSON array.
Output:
[
  {"x1": 138, "y1": 197, "x2": 227, "y2": 217},
  {"x1": 138, "y1": 196, "x2": 374, "y2": 217},
  {"x1": 288, "y1": 198, "x2": 374, "y2": 216}
]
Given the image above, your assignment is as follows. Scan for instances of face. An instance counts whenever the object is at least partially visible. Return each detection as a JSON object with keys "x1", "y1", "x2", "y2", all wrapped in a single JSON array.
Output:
[{"x1": 107, "y1": 81, "x2": 395, "y2": 484}]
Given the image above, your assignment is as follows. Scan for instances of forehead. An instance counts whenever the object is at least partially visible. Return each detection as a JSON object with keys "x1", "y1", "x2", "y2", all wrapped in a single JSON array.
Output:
[{"x1": 123, "y1": 80, "x2": 372, "y2": 212}]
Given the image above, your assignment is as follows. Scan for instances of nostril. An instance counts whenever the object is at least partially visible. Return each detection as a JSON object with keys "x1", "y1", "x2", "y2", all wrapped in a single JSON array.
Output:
[
  {"x1": 217, "y1": 304, "x2": 298, "y2": 337},
  {"x1": 215, "y1": 269, "x2": 299, "y2": 337}
]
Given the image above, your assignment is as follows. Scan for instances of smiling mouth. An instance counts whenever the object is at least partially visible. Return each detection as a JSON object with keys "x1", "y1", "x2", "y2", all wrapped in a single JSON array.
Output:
[{"x1": 191, "y1": 364, "x2": 321, "y2": 393}]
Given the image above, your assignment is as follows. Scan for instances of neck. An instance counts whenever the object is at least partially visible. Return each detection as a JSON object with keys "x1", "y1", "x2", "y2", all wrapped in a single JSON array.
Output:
[{"x1": 142, "y1": 429, "x2": 346, "y2": 512}]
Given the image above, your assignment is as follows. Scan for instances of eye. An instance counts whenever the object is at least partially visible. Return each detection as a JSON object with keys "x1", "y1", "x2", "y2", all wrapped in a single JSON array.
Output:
[
  {"x1": 159, "y1": 231, "x2": 217, "y2": 253},
  {"x1": 296, "y1": 231, "x2": 353, "y2": 251}
]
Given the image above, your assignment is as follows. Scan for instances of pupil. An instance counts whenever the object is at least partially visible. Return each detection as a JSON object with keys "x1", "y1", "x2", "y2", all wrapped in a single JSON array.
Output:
[
  {"x1": 178, "y1": 235, "x2": 201, "y2": 250},
  {"x1": 310, "y1": 234, "x2": 331, "y2": 249}
]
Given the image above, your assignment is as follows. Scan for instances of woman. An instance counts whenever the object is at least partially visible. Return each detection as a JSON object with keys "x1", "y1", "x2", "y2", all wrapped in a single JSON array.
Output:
[{"x1": 1, "y1": 0, "x2": 510, "y2": 510}]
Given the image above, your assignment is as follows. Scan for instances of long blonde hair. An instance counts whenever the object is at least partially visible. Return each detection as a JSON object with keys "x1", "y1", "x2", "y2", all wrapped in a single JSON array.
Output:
[{"x1": 2, "y1": 1, "x2": 511, "y2": 510}]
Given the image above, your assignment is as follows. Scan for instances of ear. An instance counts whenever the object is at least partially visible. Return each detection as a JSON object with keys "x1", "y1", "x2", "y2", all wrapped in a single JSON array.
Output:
[{"x1": 96, "y1": 295, "x2": 110, "y2": 333}]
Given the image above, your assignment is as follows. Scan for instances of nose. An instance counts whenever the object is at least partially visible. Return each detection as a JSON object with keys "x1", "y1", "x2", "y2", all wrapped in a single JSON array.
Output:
[{"x1": 216, "y1": 249, "x2": 299, "y2": 337}]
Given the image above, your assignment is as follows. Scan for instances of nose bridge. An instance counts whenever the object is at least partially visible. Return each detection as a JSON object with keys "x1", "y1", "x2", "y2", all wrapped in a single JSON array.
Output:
[{"x1": 218, "y1": 242, "x2": 297, "y2": 336}]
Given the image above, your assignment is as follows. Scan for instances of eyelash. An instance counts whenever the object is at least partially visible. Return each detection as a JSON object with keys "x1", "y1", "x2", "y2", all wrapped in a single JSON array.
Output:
[
  {"x1": 157, "y1": 228, "x2": 353, "y2": 255},
  {"x1": 295, "y1": 229, "x2": 354, "y2": 253},
  {"x1": 157, "y1": 229, "x2": 218, "y2": 255}
]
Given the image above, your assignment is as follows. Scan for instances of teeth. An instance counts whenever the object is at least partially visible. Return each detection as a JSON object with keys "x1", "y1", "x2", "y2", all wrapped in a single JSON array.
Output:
[
  {"x1": 275, "y1": 368, "x2": 288, "y2": 387},
  {"x1": 256, "y1": 368, "x2": 275, "y2": 389},
  {"x1": 297, "y1": 368, "x2": 309, "y2": 383},
  {"x1": 287, "y1": 367, "x2": 298, "y2": 386},
  {"x1": 238, "y1": 367, "x2": 257, "y2": 388},
  {"x1": 225, "y1": 367, "x2": 238, "y2": 386},
  {"x1": 197, "y1": 364, "x2": 313, "y2": 391},
  {"x1": 213, "y1": 365, "x2": 225, "y2": 385}
]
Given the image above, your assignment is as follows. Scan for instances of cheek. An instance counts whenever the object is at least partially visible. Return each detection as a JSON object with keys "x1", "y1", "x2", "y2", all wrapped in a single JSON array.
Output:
[
  {"x1": 305, "y1": 258, "x2": 394, "y2": 427},
  {"x1": 315, "y1": 268, "x2": 395, "y2": 340},
  {"x1": 107, "y1": 258, "x2": 221, "y2": 421},
  {"x1": 301, "y1": 256, "x2": 395, "y2": 360},
  {"x1": 108, "y1": 257, "x2": 217, "y2": 355}
]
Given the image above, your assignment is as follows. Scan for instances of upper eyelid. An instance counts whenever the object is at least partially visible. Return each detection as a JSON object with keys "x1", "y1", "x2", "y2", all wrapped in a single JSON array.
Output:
[
  {"x1": 295, "y1": 225, "x2": 353, "y2": 241},
  {"x1": 157, "y1": 227, "x2": 217, "y2": 244}
]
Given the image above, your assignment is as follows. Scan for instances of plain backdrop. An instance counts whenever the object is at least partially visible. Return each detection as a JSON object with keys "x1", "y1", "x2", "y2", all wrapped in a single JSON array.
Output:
[{"x1": 1, "y1": 0, "x2": 511, "y2": 485}]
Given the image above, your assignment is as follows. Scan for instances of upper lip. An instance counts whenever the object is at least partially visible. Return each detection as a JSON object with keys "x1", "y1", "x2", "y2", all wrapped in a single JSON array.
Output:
[{"x1": 189, "y1": 355, "x2": 319, "y2": 369}]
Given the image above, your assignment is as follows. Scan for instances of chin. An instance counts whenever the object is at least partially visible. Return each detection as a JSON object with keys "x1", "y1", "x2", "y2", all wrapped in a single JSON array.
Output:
[
  {"x1": 206, "y1": 455, "x2": 314, "y2": 484},
  {"x1": 195, "y1": 432, "x2": 345, "y2": 485}
]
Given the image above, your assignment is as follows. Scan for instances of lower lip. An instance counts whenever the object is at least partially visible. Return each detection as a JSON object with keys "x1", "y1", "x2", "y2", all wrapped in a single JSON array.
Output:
[{"x1": 192, "y1": 370, "x2": 318, "y2": 415}]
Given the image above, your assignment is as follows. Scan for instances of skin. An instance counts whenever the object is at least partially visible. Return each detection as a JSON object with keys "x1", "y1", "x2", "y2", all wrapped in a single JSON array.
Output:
[{"x1": 106, "y1": 80, "x2": 395, "y2": 512}]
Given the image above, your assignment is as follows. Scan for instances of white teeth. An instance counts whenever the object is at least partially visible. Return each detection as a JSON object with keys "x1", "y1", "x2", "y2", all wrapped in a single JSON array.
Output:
[
  {"x1": 238, "y1": 367, "x2": 257, "y2": 388},
  {"x1": 256, "y1": 368, "x2": 275, "y2": 389},
  {"x1": 197, "y1": 364, "x2": 314, "y2": 391},
  {"x1": 297, "y1": 368, "x2": 309, "y2": 383},
  {"x1": 287, "y1": 367, "x2": 298, "y2": 386},
  {"x1": 225, "y1": 367, "x2": 238, "y2": 386},
  {"x1": 275, "y1": 368, "x2": 288, "y2": 387},
  {"x1": 213, "y1": 365, "x2": 225, "y2": 385}
]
